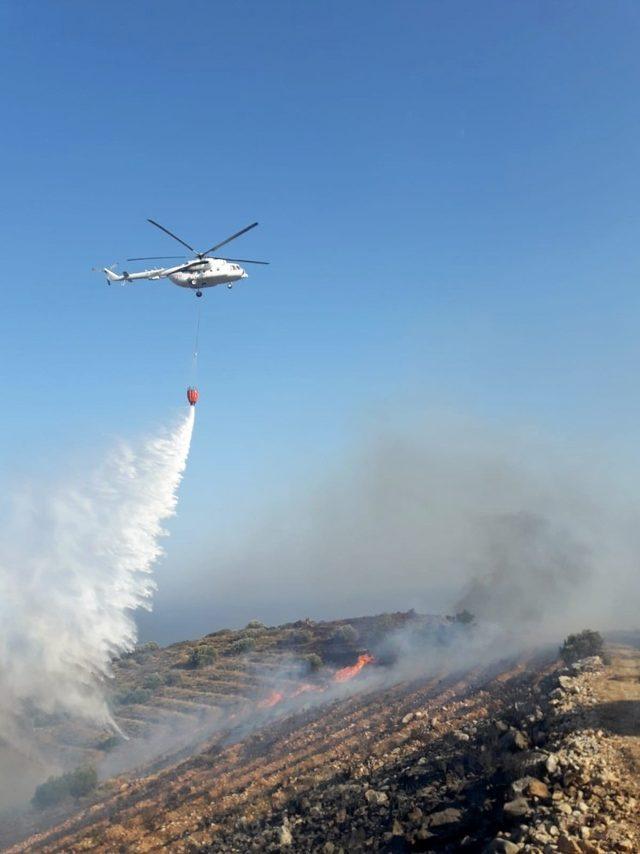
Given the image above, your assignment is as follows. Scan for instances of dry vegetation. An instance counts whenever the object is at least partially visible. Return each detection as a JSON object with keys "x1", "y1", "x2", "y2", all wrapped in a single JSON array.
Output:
[{"x1": 5, "y1": 618, "x2": 640, "y2": 853}]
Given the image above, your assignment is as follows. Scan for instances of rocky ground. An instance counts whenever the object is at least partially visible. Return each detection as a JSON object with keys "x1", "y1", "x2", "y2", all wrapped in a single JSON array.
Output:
[
  {"x1": 196, "y1": 648, "x2": 640, "y2": 854},
  {"x1": 4, "y1": 631, "x2": 640, "y2": 852}
]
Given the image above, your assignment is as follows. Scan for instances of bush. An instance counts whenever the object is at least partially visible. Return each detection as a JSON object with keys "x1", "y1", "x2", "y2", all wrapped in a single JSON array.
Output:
[
  {"x1": 453, "y1": 610, "x2": 475, "y2": 625},
  {"x1": 227, "y1": 637, "x2": 256, "y2": 655},
  {"x1": 32, "y1": 765, "x2": 97, "y2": 810},
  {"x1": 331, "y1": 624, "x2": 359, "y2": 644},
  {"x1": 115, "y1": 687, "x2": 152, "y2": 706},
  {"x1": 67, "y1": 765, "x2": 98, "y2": 797},
  {"x1": 560, "y1": 629, "x2": 605, "y2": 664},
  {"x1": 142, "y1": 672, "x2": 163, "y2": 690},
  {"x1": 304, "y1": 653, "x2": 323, "y2": 672},
  {"x1": 245, "y1": 619, "x2": 266, "y2": 629},
  {"x1": 96, "y1": 734, "x2": 120, "y2": 752},
  {"x1": 188, "y1": 644, "x2": 218, "y2": 668},
  {"x1": 164, "y1": 671, "x2": 183, "y2": 686}
]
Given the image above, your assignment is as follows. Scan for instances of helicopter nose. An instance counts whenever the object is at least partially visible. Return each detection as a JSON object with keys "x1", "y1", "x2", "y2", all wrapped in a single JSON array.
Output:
[{"x1": 241, "y1": 270, "x2": 249, "y2": 278}]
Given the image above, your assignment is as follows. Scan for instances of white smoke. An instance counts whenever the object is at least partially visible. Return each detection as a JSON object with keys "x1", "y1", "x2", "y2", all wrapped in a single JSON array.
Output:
[{"x1": 0, "y1": 409, "x2": 194, "y2": 737}]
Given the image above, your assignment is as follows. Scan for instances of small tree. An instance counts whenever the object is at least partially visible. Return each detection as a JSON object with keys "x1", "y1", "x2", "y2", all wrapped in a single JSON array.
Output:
[
  {"x1": 331, "y1": 624, "x2": 359, "y2": 644},
  {"x1": 245, "y1": 619, "x2": 266, "y2": 629},
  {"x1": 143, "y1": 672, "x2": 163, "y2": 690},
  {"x1": 115, "y1": 687, "x2": 152, "y2": 705},
  {"x1": 67, "y1": 766, "x2": 98, "y2": 798},
  {"x1": 189, "y1": 644, "x2": 218, "y2": 668},
  {"x1": 32, "y1": 765, "x2": 97, "y2": 810},
  {"x1": 227, "y1": 637, "x2": 256, "y2": 655},
  {"x1": 454, "y1": 610, "x2": 475, "y2": 625},
  {"x1": 560, "y1": 629, "x2": 605, "y2": 664},
  {"x1": 304, "y1": 653, "x2": 323, "y2": 672}
]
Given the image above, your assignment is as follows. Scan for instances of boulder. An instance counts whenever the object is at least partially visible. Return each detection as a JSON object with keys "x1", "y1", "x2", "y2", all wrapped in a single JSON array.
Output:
[
  {"x1": 503, "y1": 798, "x2": 530, "y2": 819},
  {"x1": 510, "y1": 777, "x2": 550, "y2": 800}
]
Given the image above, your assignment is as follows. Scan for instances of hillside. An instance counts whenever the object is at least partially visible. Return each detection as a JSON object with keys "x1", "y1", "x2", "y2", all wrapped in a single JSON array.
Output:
[{"x1": 3, "y1": 617, "x2": 640, "y2": 852}]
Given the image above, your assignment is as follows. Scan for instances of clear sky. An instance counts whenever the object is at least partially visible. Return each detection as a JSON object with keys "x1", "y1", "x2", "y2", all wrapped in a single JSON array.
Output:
[{"x1": 2, "y1": 2, "x2": 640, "y2": 640}]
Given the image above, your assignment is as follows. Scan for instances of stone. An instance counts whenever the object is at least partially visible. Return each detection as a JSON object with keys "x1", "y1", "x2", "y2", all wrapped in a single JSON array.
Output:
[
  {"x1": 556, "y1": 835, "x2": 581, "y2": 853},
  {"x1": 526, "y1": 779, "x2": 550, "y2": 799},
  {"x1": 407, "y1": 806, "x2": 423, "y2": 823},
  {"x1": 511, "y1": 777, "x2": 550, "y2": 800},
  {"x1": 364, "y1": 789, "x2": 388, "y2": 806},
  {"x1": 402, "y1": 712, "x2": 415, "y2": 724},
  {"x1": 500, "y1": 729, "x2": 530, "y2": 752},
  {"x1": 503, "y1": 798, "x2": 530, "y2": 819},
  {"x1": 546, "y1": 754, "x2": 559, "y2": 775},
  {"x1": 427, "y1": 807, "x2": 463, "y2": 827},
  {"x1": 279, "y1": 822, "x2": 293, "y2": 846},
  {"x1": 391, "y1": 819, "x2": 403, "y2": 836}
]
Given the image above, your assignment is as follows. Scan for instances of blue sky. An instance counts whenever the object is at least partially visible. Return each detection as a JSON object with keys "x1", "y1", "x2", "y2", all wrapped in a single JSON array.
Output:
[{"x1": 2, "y1": 2, "x2": 640, "y2": 638}]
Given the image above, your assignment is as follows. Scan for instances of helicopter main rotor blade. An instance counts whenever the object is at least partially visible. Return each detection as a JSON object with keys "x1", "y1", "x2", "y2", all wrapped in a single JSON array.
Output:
[
  {"x1": 201, "y1": 222, "x2": 258, "y2": 257},
  {"x1": 219, "y1": 257, "x2": 270, "y2": 265},
  {"x1": 126, "y1": 255, "x2": 186, "y2": 261},
  {"x1": 147, "y1": 219, "x2": 195, "y2": 252}
]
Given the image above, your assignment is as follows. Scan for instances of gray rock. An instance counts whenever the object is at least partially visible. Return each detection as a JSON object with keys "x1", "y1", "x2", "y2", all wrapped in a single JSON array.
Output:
[
  {"x1": 503, "y1": 797, "x2": 530, "y2": 819},
  {"x1": 364, "y1": 789, "x2": 388, "y2": 806},
  {"x1": 427, "y1": 807, "x2": 463, "y2": 828}
]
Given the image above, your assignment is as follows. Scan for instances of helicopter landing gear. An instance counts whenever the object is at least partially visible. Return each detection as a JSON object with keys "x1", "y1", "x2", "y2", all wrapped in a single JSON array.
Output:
[
  {"x1": 196, "y1": 290, "x2": 202, "y2": 298},
  {"x1": 227, "y1": 283, "x2": 234, "y2": 290}
]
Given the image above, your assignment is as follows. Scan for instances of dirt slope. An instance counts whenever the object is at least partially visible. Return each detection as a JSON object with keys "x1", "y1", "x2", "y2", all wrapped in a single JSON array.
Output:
[{"x1": 5, "y1": 627, "x2": 640, "y2": 853}]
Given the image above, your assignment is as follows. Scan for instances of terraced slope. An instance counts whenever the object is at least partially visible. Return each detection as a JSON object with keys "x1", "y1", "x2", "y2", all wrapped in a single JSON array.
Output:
[{"x1": 7, "y1": 646, "x2": 551, "y2": 852}]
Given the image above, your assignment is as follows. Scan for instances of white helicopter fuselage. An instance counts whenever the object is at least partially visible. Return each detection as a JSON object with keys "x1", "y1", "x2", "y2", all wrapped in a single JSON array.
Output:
[
  {"x1": 102, "y1": 218, "x2": 266, "y2": 295},
  {"x1": 169, "y1": 258, "x2": 249, "y2": 290},
  {"x1": 103, "y1": 257, "x2": 249, "y2": 291}
]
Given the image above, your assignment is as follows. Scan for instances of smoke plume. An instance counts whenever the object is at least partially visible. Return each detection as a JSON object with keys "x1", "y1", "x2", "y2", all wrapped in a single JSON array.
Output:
[
  {"x1": 166, "y1": 413, "x2": 640, "y2": 639},
  {"x1": 0, "y1": 410, "x2": 194, "y2": 743}
]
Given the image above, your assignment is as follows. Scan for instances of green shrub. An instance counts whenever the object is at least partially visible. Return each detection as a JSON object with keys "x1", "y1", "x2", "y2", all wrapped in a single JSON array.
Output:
[
  {"x1": 304, "y1": 653, "x2": 323, "y2": 672},
  {"x1": 96, "y1": 735, "x2": 120, "y2": 752},
  {"x1": 142, "y1": 672, "x2": 163, "y2": 690},
  {"x1": 115, "y1": 687, "x2": 152, "y2": 706},
  {"x1": 32, "y1": 765, "x2": 97, "y2": 810},
  {"x1": 331, "y1": 624, "x2": 359, "y2": 644},
  {"x1": 227, "y1": 637, "x2": 256, "y2": 655},
  {"x1": 453, "y1": 609, "x2": 475, "y2": 625},
  {"x1": 164, "y1": 671, "x2": 183, "y2": 686},
  {"x1": 189, "y1": 644, "x2": 218, "y2": 668},
  {"x1": 67, "y1": 765, "x2": 98, "y2": 797},
  {"x1": 559, "y1": 630, "x2": 605, "y2": 664},
  {"x1": 245, "y1": 619, "x2": 266, "y2": 629}
]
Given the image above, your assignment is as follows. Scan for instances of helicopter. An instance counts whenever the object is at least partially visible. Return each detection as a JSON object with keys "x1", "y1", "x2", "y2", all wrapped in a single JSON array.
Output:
[{"x1": 102, "y1": 219, "x2": 268, "y2": 297}]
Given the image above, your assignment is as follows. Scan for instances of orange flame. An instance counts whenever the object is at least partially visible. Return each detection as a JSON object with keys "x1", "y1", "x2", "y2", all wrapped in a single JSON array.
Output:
[
  {"x1": 333, "y1": 652, "x2": 374, "y2": 683},
  {"x1": 258, "y1": 690, "x2": 284, "y2": 708}
]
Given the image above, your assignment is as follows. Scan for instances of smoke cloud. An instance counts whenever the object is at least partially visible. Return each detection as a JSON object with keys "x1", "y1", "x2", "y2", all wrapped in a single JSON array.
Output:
[
  {"x1": 156, "y1": 414, "x2": 640, "y2": 639},
  {"x1": 0, "y1": 410, "x2": 194, "y2": 748}
]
